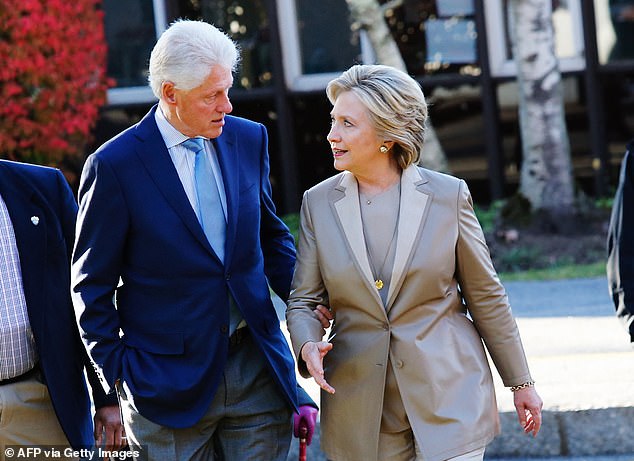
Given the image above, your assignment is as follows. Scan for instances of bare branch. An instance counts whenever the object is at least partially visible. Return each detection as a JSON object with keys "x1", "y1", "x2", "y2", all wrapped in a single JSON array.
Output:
[{"x1": 381, "y1": 0, "x2": 403, "y2": 14}]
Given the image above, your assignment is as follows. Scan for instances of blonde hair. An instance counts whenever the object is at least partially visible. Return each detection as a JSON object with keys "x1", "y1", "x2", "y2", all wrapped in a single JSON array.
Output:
[{"x1": 326, "y1": 64, "x2": 427, "y2": 169}]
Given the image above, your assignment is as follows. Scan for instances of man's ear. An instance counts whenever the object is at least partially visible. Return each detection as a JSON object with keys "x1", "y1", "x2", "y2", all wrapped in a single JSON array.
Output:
[{"x1": 161, "y1": 81, "x2": 177, "y2": 105}]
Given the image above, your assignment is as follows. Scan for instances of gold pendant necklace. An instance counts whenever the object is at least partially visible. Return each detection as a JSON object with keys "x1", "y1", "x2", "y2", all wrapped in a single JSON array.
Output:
[{"x1": 362, "y1": 183, "x2": 401, "y2": 291}]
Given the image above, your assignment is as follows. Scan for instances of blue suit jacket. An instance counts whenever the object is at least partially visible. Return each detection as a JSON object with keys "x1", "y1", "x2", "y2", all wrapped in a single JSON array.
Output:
[
  {"x1": 0, "y1": 160, "x2": 115, "y2": 448},
  {"x1": 72, "y1": 106, "x2": 306, "y2": 428}
]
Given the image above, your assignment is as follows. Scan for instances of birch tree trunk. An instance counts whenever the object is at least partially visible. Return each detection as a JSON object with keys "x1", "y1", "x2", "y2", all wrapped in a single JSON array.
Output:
[
  {"x1": 507, "y1": 0, "x2": 575, "y2": 221},
  {"x1": 345, "y1": 0, "x2": 449, "y2": 172}
]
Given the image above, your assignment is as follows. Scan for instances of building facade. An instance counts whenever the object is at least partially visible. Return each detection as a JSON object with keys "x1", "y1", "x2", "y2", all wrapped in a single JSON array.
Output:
[{"x1": 96, "y1": 0, "x2": 634, "y2": 213}]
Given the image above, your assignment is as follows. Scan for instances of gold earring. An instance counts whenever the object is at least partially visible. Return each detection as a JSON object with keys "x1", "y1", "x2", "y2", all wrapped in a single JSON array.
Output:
[{"x1": 379, "y1": 145, "x2": 388, "y2": 153}]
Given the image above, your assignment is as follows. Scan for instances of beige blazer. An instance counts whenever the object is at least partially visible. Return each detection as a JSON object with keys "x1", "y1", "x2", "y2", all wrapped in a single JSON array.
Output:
[{"x1": 287, "y1": 165, "x2": 533, "y2": 461}]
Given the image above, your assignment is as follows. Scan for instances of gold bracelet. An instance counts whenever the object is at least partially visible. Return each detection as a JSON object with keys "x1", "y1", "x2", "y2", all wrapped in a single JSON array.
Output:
[{"x1": 510, "y1": 381, "x2": 535, "y2": 392}]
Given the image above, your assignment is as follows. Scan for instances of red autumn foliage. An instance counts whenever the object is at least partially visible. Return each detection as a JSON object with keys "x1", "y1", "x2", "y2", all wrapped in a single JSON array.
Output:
[{"x1": 0, "y1": 0, "x2": 112, "y2": 167}]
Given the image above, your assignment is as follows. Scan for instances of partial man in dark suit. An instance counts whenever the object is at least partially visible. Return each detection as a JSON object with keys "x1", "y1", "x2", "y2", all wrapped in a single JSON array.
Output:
[
  {"x1": 0, "y1": 160, "x2": 123, "y2": 456},
  {"x1": 71, "y1": 19, "x2": 317, "y2": 460},
  {"x1": 608, "y1": 140, "x2": 634, "y2": 341}
]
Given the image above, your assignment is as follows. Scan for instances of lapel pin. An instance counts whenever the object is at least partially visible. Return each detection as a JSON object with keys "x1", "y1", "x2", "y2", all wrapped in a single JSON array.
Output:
[{"x1": 31, "y1": 216, "x2": 39, "y2": 225}]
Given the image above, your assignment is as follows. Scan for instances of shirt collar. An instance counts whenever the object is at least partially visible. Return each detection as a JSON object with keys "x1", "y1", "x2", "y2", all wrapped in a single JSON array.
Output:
[{"x1": 155, "y1": 105, "x2": 189, "y2": 149}]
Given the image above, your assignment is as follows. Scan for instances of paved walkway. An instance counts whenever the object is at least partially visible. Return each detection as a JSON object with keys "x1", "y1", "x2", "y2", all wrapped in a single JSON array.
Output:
[{"x1": 280, "y1": 277, "x2": 634, "y2": 460}]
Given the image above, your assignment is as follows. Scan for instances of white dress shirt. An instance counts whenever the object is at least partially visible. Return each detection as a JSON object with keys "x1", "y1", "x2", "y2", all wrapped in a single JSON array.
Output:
[{"x1": 154, "y1": 107, "x2": 227, "y2": 221}]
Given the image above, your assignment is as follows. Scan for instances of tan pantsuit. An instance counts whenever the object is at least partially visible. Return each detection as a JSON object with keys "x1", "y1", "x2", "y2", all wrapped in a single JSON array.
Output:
[{"x1": 287, "y1": 165, "x2": 533, "y2": 461}]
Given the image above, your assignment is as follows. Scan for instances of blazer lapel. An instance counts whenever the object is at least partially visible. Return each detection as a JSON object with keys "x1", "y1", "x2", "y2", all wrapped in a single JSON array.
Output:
[
  {"x1": 213, "y1": 130, "x2": 238, "y2": 265},
  {"x1": 386, "y1": 166, "x2": 431, "y2": 309},
  {"x1": 132, "y1": 107, "x2": 216, "y2": 258},
  {"x1": 0, "y1": 164, "x2": 46, "y2": 329},
  {"x1": 331, "y1": 172, "x2": 383, "y2": 307}
]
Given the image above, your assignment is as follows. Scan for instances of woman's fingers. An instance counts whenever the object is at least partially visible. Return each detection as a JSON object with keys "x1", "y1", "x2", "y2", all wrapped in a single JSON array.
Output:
[{"x1": 302, "y1": 341, "x2": 335, "y2": 394}]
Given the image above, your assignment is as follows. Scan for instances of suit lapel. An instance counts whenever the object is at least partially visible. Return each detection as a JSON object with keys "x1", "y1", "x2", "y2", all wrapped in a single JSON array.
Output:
[
  {"x1": 0, "y1": 163, "x2": 46, "y2": 329},
  {"x1": 331, "y1": 172, "x2": 383, "y2": 307},
  {"x1": 386, "y1": 166, "x2": 431, "y2": 309},
  {"x1": 132, "y1": 107, "x2": 216, "y2": 258},
  {"x1": 213, "y1": 130, "x2": 238, "y2": 265}
]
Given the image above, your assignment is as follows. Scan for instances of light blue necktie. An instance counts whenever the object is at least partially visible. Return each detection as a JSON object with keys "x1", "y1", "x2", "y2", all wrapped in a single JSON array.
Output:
[
  {"x1": 182, "y1": 138, "x2": 226, "y2": 261},
  {"x1": 182, "y1": 138, "x2": 242, "y2": 334}
]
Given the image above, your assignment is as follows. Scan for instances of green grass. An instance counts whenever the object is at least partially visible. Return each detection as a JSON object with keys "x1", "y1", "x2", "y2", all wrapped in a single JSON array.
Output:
[
  {"x1": 499, "y1": 261, "x2": 606, "y2": 282},
  {"x1": 473, "y1": 201, "x2": 504, "y2": 234},
  {"x1": 282, "y1": 213, "x2": 300, "y2": 244}
]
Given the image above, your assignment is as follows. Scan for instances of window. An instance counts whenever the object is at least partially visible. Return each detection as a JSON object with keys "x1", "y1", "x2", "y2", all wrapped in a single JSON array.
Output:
[
  {"x1": 104, "y1": 0, "x2": 156, "y2": 88},
  {"x1": 295, "y1": 1, "x2": 361, "y2": 75},
  {"x1": 277, "y1": 0, "x2": 481, "y2": 90},
  {"x1": 104, "y1": 0, "x2": 275, "y2": 103},
  {"x1": 276, "y1": 0, "x2": 363, "y2": 91},
  {"x1": 103, "y1": 0, "x2": 166, "y2": 105},
  {"x1": 382, "y1": 0, "x2": 480, "y2": 76},
  {"x1": 594, "y1": 0, "x2": 634, "y2": 64},
  {"x1": 176, "y1": 0, "x2": 274, "y2": 90},
  {"x1": 484, "y1": 0, "x2": 585, "y2": 77}
]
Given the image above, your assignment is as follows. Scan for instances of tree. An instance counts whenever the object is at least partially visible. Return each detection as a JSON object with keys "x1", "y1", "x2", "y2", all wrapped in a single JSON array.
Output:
[
  {"x1": 345, "y1": 0, "x2": 449, "y2": 172},
  {"x1": 0, "y1": 0, "x2": 111, "y2": 172},
  {"x1": 507, "y1": 0, "x2": 575, "y2": 225}
]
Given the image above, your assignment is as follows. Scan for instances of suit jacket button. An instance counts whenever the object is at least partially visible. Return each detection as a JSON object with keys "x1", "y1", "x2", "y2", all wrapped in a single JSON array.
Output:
[
  {"x1": 395, "y1": 360, "x2": 404, "y2": 368},
  {"x1": 220, "y1": 325, "x2": 228, "y2": 334}
]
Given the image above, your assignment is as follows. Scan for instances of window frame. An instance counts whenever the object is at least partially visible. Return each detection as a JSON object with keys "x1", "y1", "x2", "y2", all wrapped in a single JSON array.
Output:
[
  {"x1": 484, "y1": 0, "x2": 586, "y2": 77},
  {"x1": 275, "y1": 0, "x2": 374, "y2": 92},
  {"x1": 106, "y1": 0, "x2": 167, "y2": 105}
]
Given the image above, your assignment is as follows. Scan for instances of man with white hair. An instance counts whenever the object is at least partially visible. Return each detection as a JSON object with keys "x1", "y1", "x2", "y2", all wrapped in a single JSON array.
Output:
[{"x1": 71, "y1": 20, "x2": 316, "y2": 460}]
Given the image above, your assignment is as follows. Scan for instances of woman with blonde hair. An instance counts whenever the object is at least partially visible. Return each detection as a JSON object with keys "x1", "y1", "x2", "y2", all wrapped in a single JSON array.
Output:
[{"x1": 286, "y1": 64, "x2": 542, "y2": 461}]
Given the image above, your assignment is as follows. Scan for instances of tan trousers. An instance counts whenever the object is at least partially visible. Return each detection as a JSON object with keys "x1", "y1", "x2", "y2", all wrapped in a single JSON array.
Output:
[{"x1": 0, "y1": 374, "x2": 75, "y2": 461}]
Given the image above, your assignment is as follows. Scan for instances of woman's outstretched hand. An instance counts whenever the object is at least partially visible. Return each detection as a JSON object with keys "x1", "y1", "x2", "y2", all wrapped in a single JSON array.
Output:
[{"x1": 301, "y1": 340, "x2": 335, "y2": 394}]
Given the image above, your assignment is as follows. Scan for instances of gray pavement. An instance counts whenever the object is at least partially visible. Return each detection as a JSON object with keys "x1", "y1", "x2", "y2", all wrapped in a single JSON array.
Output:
[
  {"x1": 491, "y1": 458, "x2": 634, "y2": 461},
  {"x1": 280, "y1": 277, "x2": 634, "y2": 460}
]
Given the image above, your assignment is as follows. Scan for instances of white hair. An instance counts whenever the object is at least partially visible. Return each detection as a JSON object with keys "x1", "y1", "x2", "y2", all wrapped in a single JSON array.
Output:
[{"x1": 148, "y1": 19, "x2": 239, "y2": 99}]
